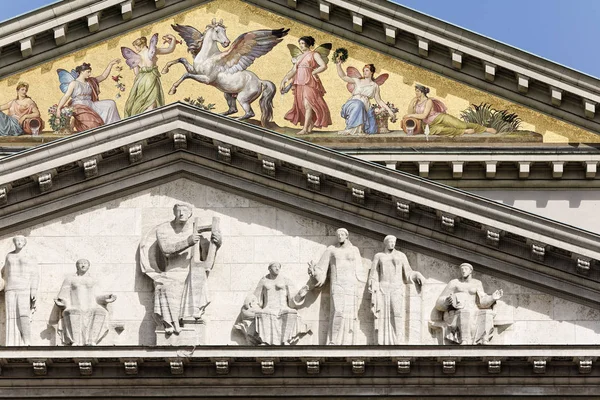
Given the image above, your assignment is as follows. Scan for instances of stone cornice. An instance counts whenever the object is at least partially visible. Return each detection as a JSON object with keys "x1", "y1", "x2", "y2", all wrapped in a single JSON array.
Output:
[
  {"x1": 0, "y1": 346, "x2": 598, "y2": 397},
  {"x1": 0, "y1": 103, "x2": 599, "y2": 307},
  {"x1": 344, "y1": 146, "x2": 600, "y2": 186}
]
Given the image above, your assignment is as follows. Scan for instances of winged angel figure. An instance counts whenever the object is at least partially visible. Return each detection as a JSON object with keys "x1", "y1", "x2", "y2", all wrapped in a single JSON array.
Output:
[
  {"x1": 55, "y1": 60, "x2": 121, "y2": 132},
  {"x1": 120, "y1": 33, "x2": 178, "y2": 117},
  {"x1": 335, "y1": 61, "x2": 397, "y2": 135},
  {"x1": 281, "y1": 37, "x2": 332, "y2": 135},
  {"x1": 161, "y1": 19, "x2": 289, "y2": 127}
]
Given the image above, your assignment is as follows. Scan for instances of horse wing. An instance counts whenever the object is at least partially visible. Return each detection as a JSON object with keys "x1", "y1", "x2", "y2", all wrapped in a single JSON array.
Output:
[
  {"x1": 172, "y1": 24, "x2": 203, "y2": 57},
  {"x1": 217, "y1": 28, "x2": 289, "y2": 74}
]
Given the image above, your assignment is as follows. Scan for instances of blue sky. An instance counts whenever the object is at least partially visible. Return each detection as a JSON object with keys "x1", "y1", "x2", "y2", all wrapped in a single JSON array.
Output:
[{"x1": 1, "y1": 0, "x2": 599, "y2": 78}]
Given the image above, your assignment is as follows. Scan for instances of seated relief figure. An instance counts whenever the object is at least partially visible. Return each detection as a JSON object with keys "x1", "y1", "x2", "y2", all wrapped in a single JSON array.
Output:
[
  {"x1": 434, "y1": 263, "x2": 503, "y2": 345},
  {"x1": 140, "y1": 203, "x2": 221, "y2": 337},
  {"x1": 235, "y1": 262, "x2": 310, "y2": 345},
  {"x1": 369, "y1": 235, "x2": 425, "y2": 345},
  {"x1": 54, "y1": 259, "x2": 117, "y2": 346},
  {"x1": 0, "y1": 236, "x2": 40, "y2": 345}
]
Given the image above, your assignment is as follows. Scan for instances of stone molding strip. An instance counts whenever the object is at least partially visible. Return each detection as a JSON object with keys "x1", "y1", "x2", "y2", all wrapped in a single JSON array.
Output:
[
  {"x1": 345, "y1": 147, "x2": 600, "y2": 186},
  {"x1": 0, "y1": 347, "x2": 597, "y2": 397}
]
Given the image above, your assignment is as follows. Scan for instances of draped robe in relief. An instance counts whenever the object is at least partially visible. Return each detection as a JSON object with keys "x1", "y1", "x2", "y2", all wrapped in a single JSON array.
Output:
[{"x1": 312, "y1": 241, "x2": 363, "y2": 345}]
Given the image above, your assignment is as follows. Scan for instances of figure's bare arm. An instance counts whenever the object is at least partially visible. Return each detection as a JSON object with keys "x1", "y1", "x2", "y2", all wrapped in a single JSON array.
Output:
[
  {"x1": 156, "y1": 35, "x2": 177, "y2": 55},
  {"x1": 406, "y1": 98, "x2": 433, "y2": 120},
  {"x1": 54, "y1": 277, "x2": 72, "y2": 308},
  {"x1": 312, "y1": 52, "x2": 327, "y2": 75},
  {"x1": 281, "y1": 64, "x2": 297, "y2": 87},
  {"x1": 312, "y1": 247, "x2": 333, "y2": 287},
  {"x1": 156, "y1": 225, "x2": 195, "y2": 255},
  {"x1": 435, "y1": 280, "x2": 457, "y2": 311},
  {"x1": 374, "y1": 85, "x2": 396, "y2": 117},
  {"x1": 0, "y1": 101, "x2": 11, "y2": 112},
  {"x1": 56, "y1": 82, "x2": 76, "y2": 116},
  {"x1": 368, "y1": 254, "x2": 381, "y2": 293},
  {"x1": 95, "y1": 59, "x2": 120, "y2": 83},
  {"x1": 336, "y1": 61, "x2": 354, "y2": 83}
]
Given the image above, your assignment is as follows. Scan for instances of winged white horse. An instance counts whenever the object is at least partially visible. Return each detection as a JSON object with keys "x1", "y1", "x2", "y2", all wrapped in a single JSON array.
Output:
[{"x1": 162, "y1": 19, "x2": 289, "y2": 127}]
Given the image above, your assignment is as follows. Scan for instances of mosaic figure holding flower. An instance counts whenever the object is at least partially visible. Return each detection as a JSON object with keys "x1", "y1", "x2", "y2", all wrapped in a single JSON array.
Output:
[{"x1": 55, "y1": 60, "x2": 122, "y2": 133}]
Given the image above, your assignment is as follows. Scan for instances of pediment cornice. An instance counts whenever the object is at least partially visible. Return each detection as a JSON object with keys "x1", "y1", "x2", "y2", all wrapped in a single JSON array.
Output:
[{"x1": 0, "y1": 103, "x2": 599, "y2": 308}]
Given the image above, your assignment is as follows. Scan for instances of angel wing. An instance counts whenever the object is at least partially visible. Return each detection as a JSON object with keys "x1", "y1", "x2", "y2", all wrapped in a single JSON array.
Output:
[
  {"x1": 217, "y1": 28, "x2": 290, "y2": 74},
  {"x1": 314, "y1": 43, "x2": 332, "y2": 65},
  {"x1": 148, "y1": 33, "x2": 158, "y2": 60},
  {"x1": 346, "y1": 66, "x2": 362, "y2": 94},
  {"x1": 172, "y1": 24, "x2": 204, "y2": 57},
  {"x1": 287, "y1": 44, "x2": 302, "y2": 62},
  {"x1": 57, "y1": 69, "x2": 77, "y2": 94},
  {"x1": 120, "y1": 47, "x2": 141, "y2": 69},
  {"x1": 431, "y1": 98, "x2": 447, "y2": 114},
  {"x1": 374, "y1": 73, "x2": 389, "y2": 86}
]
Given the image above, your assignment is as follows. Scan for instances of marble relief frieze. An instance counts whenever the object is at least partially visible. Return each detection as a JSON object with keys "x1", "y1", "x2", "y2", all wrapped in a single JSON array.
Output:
[{"x1": 0, "y1": 179, "x2": 595, "y2": 347}]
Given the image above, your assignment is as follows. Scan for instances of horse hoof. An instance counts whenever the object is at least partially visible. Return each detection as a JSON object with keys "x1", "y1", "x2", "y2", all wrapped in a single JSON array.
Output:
[
  {"x1": 169, "y1": 88, "x2": 177, "y2": 95},
  {"x1": 238, "y1": 113, "x2": 255, "y2": 121},
  {"x1": 222, "y1": 110, "x2": 238, "y2": 116},
  {"x1": 161, "y1": 67, "x2": 170, "y2": 74}
]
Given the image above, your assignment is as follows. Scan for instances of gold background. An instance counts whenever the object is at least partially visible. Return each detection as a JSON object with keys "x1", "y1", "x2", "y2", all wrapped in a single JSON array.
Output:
[{"x1": 0, "y1": 0, "x2": 597, "y2": 143}]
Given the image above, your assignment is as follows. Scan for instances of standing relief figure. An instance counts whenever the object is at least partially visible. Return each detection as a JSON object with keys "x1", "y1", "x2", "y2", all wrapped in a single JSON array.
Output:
[
  {"x1": 235, "y1": 262, "x2": 310, "y2": 345},
  {"x1": 54, "y1": 259, "x2": 117, "y2": 346},
  {"x1": 369, "y1": 235, "x2": 425, "y2": 345},
  {"x1": 434, "y1": 263, "x2": 503, "y2": 345},
  {"x1": 307, "y1": 228, "x2": 364, "y2": 345},
  {"x1": 140, "y1": 203, "x2": 222, "y2": 338},
  {"x1": 0, "y1": 236, "x2": 39, "y2": 345}
]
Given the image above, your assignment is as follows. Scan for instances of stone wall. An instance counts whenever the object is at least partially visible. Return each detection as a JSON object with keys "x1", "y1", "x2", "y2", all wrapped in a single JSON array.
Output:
[{"x1": 0, "y1": 178, "x2": 597, "y2": 346}]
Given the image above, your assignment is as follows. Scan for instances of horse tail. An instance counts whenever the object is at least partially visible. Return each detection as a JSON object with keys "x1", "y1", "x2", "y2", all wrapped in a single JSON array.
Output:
[{"x1": 259, "y1": 80, "x2": 276, "y2": 127}]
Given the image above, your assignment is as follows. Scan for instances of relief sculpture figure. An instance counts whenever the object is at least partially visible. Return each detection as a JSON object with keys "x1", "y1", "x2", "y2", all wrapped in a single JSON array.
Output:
[
  {"x1": 235, "y1": 262, "x2": 310, "y2": 345},
  {"x1": 308, "y1": 228, "x2": 364, "y2": 345},
  {"x1": 54, "y1": 259, "x2": 117, "y2": 346},
  {"x1": 434, "y1": 263, "x2": 503, "y2": 345},
  {"x1": 369, "y1": 235, "x2": 424, "y2": 345},
  {"x1": 140, "y1": 203, "x2": 222, "y2": 336},
  {"x1": 0, "y1": 236, "x2": 39, "y2": 346}
]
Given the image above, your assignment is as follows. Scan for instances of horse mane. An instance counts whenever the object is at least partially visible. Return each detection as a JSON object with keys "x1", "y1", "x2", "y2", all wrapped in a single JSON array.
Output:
[{"x1": 205, "y1": 18, "x2": 226, "y2": 33}]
